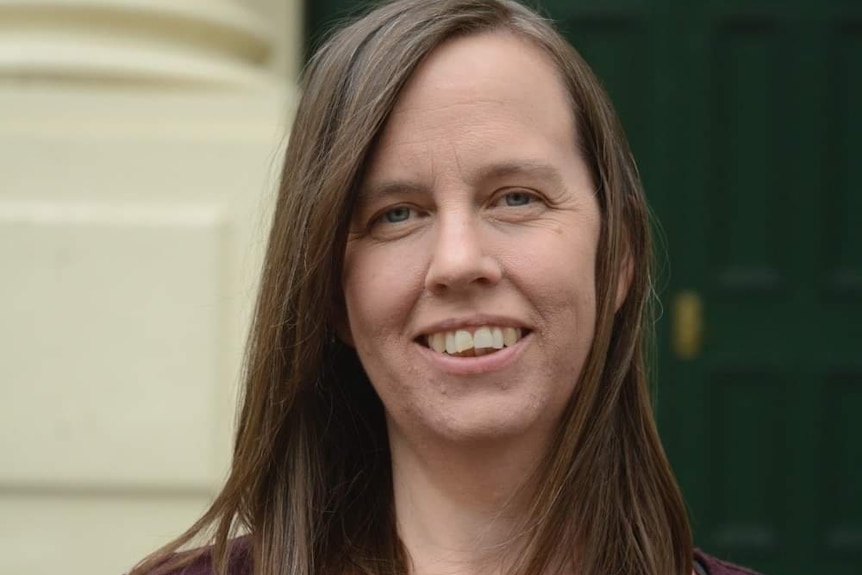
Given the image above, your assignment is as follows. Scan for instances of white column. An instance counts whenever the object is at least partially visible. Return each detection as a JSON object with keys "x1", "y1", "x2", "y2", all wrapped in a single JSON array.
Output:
[
  {"x1": 0, "y1": 0, "x2": 279, "y2": 88},
  {"x1": 0, "y1": 2, "x2": 297, "y2": 574}
]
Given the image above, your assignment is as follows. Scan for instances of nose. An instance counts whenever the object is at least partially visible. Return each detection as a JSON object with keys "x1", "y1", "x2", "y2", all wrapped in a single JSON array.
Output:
[{"x1": 424, "y1": 213, "x2": 503, "y2": 294}]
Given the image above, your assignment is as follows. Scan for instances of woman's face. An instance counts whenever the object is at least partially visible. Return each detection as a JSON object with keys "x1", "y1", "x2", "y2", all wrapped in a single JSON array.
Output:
[{"x1": 341, "y1": 32, "x2": 603, "y2": 446}]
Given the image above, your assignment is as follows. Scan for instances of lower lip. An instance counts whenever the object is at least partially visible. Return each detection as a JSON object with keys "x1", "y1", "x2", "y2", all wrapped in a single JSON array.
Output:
[{"x1": 414, "y1": 333, "x2": 530, "y2": 375}]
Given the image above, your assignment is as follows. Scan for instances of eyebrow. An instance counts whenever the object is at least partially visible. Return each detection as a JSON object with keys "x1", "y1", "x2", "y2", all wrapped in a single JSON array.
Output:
[
  {"x1": 358, "y1": 160, "x2": 566, "y2": 206},
  {"x1": 475, "y1": 160, "x2": 566, "y2": 190},
  {"x1": 355, "y1": 180, "x2": 430, "y2": 208}
]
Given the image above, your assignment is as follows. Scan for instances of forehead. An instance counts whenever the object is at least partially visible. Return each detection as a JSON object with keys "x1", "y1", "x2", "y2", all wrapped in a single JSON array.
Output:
[{"x1": 364, "y1": 31, "x2": 579, "y2": 183}]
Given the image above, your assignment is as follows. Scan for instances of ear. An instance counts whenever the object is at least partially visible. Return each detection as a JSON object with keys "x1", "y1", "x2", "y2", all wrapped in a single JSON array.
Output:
[
  {"x1": 335, "y1": 321, "x2": 355, "y2": 348},
  {"x1": 614, "y1": 250, "x2": 634, "y2": 313},
  {"x1": 330, "y1": 298, "x2": 355, "y2": 348}
]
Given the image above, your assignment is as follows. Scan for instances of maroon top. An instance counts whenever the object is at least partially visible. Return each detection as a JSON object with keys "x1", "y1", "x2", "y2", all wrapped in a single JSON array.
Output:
[
  {"x1": 694, "y1": 549, "x2": 766, "y2": 575},
  {"x1": 157, "y1": 543, "x2": 764, "y2": 575}
]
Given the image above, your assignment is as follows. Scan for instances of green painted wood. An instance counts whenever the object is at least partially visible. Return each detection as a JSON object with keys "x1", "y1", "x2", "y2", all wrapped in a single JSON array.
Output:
[
  {"x1": 665, "y1": 2, "x2": 862, "y2": 573},
  {"x1": 305, "y1": 1, "x2": 862, "y2": 573},
  {"x1": 305, "y1": 0, "x2": 376, "y2": 58}
]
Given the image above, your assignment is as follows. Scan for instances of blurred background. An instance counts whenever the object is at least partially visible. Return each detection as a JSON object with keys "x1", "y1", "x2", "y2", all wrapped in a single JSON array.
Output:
[{"x1": 1, "y1": 1, "x2": 859, "y2": 574}]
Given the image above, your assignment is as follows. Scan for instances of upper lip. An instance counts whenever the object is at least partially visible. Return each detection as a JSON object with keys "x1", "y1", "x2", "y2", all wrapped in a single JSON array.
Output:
[{"x1": 413, "y1": 314, "x2": 531, "y2": 338}]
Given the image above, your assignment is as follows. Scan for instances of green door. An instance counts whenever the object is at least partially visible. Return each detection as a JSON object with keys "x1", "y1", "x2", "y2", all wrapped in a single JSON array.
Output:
[
  {"x1": 306, "y1": 1, "x2": 862, "y2": 573},
  {"x1": 650, "y1": 2, "x2": 862, "y2": 574}
]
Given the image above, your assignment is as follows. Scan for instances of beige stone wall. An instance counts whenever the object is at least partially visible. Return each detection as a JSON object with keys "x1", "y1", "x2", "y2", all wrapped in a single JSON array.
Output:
[
  {"x1": 242, "y1": 0, "x2": 304, "y2": 82},
  {"x1": 0, "y1": 1, "x2": 300, "y2": 573}
]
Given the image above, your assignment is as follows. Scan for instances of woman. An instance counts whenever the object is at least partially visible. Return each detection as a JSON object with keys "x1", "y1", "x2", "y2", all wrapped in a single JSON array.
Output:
[{"x1": 132, "y1": 1, "x2": 761, "y2": 574}]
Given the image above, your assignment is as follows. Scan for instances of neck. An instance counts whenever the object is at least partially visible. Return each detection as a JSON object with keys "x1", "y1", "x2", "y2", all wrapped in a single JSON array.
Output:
[{"x1": 388, "y1": 421, "x2": 552, "y2": 575}]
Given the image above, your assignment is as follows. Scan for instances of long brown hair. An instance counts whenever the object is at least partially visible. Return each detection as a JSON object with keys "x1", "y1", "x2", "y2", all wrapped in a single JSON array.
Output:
[{"x1": 131, "y1": 1, "x2": 691, "y2": 574}]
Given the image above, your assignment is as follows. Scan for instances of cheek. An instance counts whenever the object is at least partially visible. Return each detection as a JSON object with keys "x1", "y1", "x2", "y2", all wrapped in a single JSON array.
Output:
[
  {"x1": 504, "y1": 229, "x2": 599, "y2": 356},
  {"x1": 342, "y1": 244, "x2": 425, "y2": 340},
  {"x1": 507, "y1": 228, "x2": 598, "y2": 296}
]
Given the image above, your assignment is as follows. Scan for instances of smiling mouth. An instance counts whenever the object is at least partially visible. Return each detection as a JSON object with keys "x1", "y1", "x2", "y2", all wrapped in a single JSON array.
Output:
[{"x1": 419, "y1": 326, "x2": 528, "y2": 357}]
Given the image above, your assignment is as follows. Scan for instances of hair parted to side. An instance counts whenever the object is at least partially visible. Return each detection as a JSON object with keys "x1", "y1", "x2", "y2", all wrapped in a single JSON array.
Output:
[{"x1": 131, "y1": 1, "x2": 692, "y2": 574}]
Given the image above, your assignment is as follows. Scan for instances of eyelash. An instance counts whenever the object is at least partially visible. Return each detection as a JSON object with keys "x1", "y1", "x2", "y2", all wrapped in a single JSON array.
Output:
[
  {"x1": 371, "y1": 205, "x2": 420, "y2": 228},
  {"x1": 382, "y1": 206, "x2": 413, "y2": 224},
  {"x1": 494, "y1": 190, "x2": 537, "y2": 207},
  {"x1": 369, "y1": 189, "x2": 543, "y2": 229}
]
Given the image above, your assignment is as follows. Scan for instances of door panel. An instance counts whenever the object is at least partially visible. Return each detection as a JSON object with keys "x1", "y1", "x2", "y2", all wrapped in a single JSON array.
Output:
[
  {"x1": 827, "y1": 22, "x2": 862, "y2": 291},
  {"x1": 675, "y1": 2, "x2": 861, "y2": 573}
]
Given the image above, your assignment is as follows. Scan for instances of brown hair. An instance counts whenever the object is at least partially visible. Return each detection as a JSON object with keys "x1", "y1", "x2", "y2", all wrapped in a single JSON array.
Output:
[{"x1": 131, "y1": 1, "x2": 691, "y2": 574}]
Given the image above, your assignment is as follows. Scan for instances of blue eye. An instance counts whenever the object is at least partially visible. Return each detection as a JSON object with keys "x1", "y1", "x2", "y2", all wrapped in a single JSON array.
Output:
[
  {"x1": 383, "y1": 206, "x2": 412, "y2": 223},
  {"x1": 504, "y1": 192, "x2": 533, "y2": 206}
]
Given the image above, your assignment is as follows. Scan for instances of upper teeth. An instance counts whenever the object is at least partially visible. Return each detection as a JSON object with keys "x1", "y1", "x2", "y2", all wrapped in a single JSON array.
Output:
[{"x1": 426, "y1": 326, "x2": 523, "y2": 355}]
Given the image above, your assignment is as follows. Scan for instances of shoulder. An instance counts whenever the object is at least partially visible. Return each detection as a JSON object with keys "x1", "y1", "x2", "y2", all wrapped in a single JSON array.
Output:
[
  {"x1": 694, "y1": 548, "x2": 767, "y2": 575},
  {"x1": 142, "y1": 538, "x2": 252, "y2": 575}
]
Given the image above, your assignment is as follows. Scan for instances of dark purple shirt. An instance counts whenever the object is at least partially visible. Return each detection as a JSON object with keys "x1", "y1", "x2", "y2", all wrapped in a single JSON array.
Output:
[
  {"x1": 158, "y1": 543, "x2": 764, "y2": 575},
  {"x1": 694, "y1": 549, "x2": 766, "y2": 575}
]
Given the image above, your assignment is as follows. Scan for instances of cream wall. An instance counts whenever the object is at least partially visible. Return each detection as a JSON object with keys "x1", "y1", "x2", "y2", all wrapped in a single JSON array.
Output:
[{"x1": 0, "y1": 1, "x2": 301, "y2": 574}]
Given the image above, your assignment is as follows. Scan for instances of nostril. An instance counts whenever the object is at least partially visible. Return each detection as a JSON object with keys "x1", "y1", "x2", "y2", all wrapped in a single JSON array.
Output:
[{"x1": 424, "y1": 236, "x2": 503, "y2": 292}]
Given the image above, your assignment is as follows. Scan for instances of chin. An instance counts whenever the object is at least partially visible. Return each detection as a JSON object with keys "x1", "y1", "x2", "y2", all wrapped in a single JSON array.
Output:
[{"x1": 416, "y1": 399, "x2": 552, "y2": 446}]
